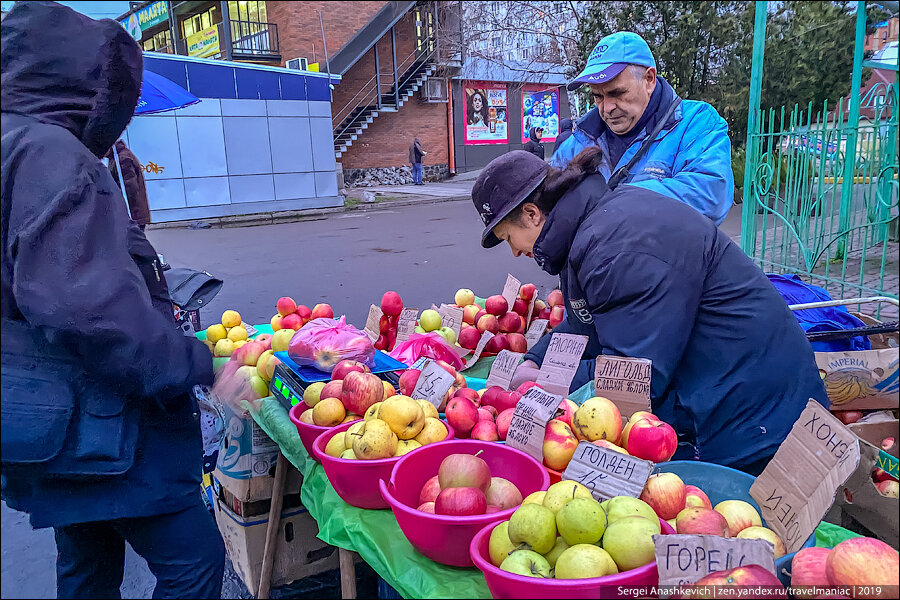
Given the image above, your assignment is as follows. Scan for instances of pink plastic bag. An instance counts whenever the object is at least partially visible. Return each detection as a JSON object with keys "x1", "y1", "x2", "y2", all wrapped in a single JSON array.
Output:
[
  {"x1": 287, "y1": 317, "x2": 375, "y2": 372},
  {"x1": 388, "y1": 332, "x2": 465, "y2": 371}
]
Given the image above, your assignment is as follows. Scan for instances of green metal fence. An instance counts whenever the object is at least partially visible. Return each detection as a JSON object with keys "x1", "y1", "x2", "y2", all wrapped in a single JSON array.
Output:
[{"x1": 740, "y1": 1, "x2": 899, "y2": 319}]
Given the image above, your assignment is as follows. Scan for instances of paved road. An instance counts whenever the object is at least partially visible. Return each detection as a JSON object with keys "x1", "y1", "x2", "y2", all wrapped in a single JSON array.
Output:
[{"x1": 1, "y1": 197, "x2": 743, "y2": 598}]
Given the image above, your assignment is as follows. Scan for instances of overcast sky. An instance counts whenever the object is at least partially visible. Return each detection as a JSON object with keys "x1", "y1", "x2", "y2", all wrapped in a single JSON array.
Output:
[{"x1": 2, "y1": 1, "x2": 131, "y2": 19}]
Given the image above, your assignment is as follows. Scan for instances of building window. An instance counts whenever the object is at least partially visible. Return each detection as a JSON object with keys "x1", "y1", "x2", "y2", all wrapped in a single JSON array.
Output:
[
  {"x1": 182, "y1": 5, "x2": 218, "y2": 38},
  {"x1": 228, "y1": 1, "x2": 267, "y2": 24},
  {"x1": 143, "y1": 28, "x2": 171, "y2": 52},
  {"x1": 227, "y1": 1, "x2": 271, "y2": 54}
]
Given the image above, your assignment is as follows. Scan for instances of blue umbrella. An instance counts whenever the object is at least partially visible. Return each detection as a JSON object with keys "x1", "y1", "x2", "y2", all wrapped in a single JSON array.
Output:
[{"x1": 135, "y1": 70, "x2": 200, "y2": 115}]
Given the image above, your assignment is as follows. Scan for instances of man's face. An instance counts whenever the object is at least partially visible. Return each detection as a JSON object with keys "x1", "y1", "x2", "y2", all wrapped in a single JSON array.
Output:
[{"x1": 589, "y1": 66, "x2": 657, "y2": 135}]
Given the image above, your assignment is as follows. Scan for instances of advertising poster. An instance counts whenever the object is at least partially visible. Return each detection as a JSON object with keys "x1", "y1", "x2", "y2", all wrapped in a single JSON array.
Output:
[
  {"x1": 464, "y1": 81, "x2": 508, "y2": 145},
  {"x1": 522, "y1": 87, "x2": 560, "y2": 143},
  {"x1": 187, "y1": 24, "x2": 221, "y2": 58}
]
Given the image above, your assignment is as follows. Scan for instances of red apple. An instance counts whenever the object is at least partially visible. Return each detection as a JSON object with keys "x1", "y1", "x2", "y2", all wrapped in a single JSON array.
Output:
[
  {"x1": 486, "y1": 504, "x2": 503, "y2": 513},
  {"x1": 872, "y1": 468, "x2": 896, "y2": 484},
  {"x1": 462, "y1": 304, "x2": 481, "y2": 325},
  {"x1": 253, "y1": 334, "x2": 272, "y2": 351},
  {"x1": 477, "y1": 314, "x2": 500, "y2": 334},
  {"x1": 374, "y1": 335, "x2": 387, "y2": 351},
  {"x1": 547, "y1": 289, "x2": 564, "y2": 307},
  {"x1": 311, "y1": 303, "x2": 334, "y2": 320},
  {"x1": 537, "y1": 307, "x2": 552, "y2": 320},
  {"x1": 486, "y1": 476, "x2": 523, "y2": 510},
  {"x1": 320, "y1": 380, "x2": 344, "y2": 402},
  {"x1": 517, "y1": 315, "x2": 527, "y2": 334},
  {"x1": 684, "y1": 485, "x2": 713, "y2": 510},
  {"x1": 790, "y1": 547, "x2": 833, "y2": 599},
  {"x1": 379, "y1": 314, "x2": 391, "y2": 332},
  {"x1": 281, "y1": 313, "x2": 303, "y2": 330},
  {"x1": 485, "y1": 295, "x2": 509, "y2": 316},
  {"x1": 492, "y1": 390, "x2": 522, "y2": 413},
  {"x1": 480, "y1": 405, "x2": 498, "y2": 418},
  {"x1": 340, "y1": 371, "x2": 384, "y2": 415},
  {"x1": 484, "y1": 333, "x2": 509, "y2": 353},
  {"x1": 825, "y1": 537, "x2": 899, "y2": 591},
  {"x1": 835, "y1": 410, "x2": 864, "y2": 425},
  {"x1": 453, "y1": 387, "x2": 481, "y2": 405},
  {"x1": 237, "y1": 341, "x2": 266, "y2": 367},
  {"x1": 438, "y1": 453, "x2": 491, "y2": 491},
  {"x1": 397, "y1": 368, "x2": 421, "y2": 396},
  {"x1": 481, "y1": 386, "x2": 505, "y2": 410},
  {"x1": 498, "y1": 312, "x2": 521, "y2": 333},
  {"x1": 875, "y1": 479, "x2": 899, "y2": 498},
  {"x1": 548, "y1": 305, "x2": 565, "y2": 328},
  {"x1": 385, "y1": 327, "x2": 397, "y2": 350},
  {"x1": 418, "y1": 475, "x2": 442, "y2": 505},
  {"x1": 458, "y1": 326, "x2": 481, "y2": 350},
  {"x1": 332, "y1": 359, "x2": 370, "y2": 381},
  {"x1": 380, "y1": 291, "x2": 403, "y2": 317},
  {"x1": 621, "y1": 411, "x2": 659, "y2": 447},
  {"x1": 512, "y1": 298, "x2": 529, "y2": 316},
  {"x1": 477, "y1": 407, "x2": 496, "y2": 422},
  {"x1": 471, "y1": 420, "x2": 500, "y2": 441},
  {"x1": 675, "y1": 507, "x2": 729, "y2": 536},
  {"x1": 640, "y1": 473, "x2": 687, "y2": 520},
  {"x1": 516, "y1": 381, "x2": 541, "y2": 395},
  {"x1": 417, "y1": 501, "x2": 436, "y2": 513},
  {"x1": 519, "y1": 283, "x2": 537, "y2": 302},
  {"x1": 276, "y1": 296, "x2": 297, "y2": 317},
  {"x1": 682, "y1": 565, "x2": 783, "y2": 594},
  {"x1": 542, "y1": 419, "x2": 578, "y2": 471},
  {"x1": 435, "y1": 487, "x2": 487, "y2": 516},
  {"x1": 497, "y1": 408, "x2": 515, "y2": 440},
  {"x1": 592, "y1": 440, "x2": 629, "y2": 454},
  {"x1": 445, "y1": 397, "x2": 479, "y2": 436},
  {"x1": 554, "y1": 398, "x2": 578, "y2": 428},
  {"x1": 627, "y1": 419, "x2": 678, "y2": 462},
  {"x1": 295, "y1": 304, "x2": 312, "y2": 323},
  {"x1": 533, "y1": 299, "x2": 546, "y2": 313}
]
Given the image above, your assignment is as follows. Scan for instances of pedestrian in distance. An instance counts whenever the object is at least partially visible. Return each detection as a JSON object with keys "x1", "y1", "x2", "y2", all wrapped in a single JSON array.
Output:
[
  {"x1": 523, "y1": 126, "x2": 545, "y2": 160},
  {"x1": 1, "y1": 3, "x2": 226, "y2": 598},
  {"x1": 409, "y1": 136, "x2": 427, "y2": 185},
  {"x1": 472, "y1": 148, "x2": 828, "y2": 475},
  {"x1": 555, "y1": 31, "x2": 734, "y2": 224},
  {"x1": 553, "y1": 117, "x2": 573, "y2": 154},
  {"x1": 106, "y1": 139, "x2": 152, "y2": 231}
]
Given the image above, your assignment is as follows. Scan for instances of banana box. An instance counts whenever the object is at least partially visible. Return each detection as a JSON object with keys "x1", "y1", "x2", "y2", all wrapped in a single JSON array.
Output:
[{"x1": 816, "y1": 341, "x2": 899, "y2": 412}]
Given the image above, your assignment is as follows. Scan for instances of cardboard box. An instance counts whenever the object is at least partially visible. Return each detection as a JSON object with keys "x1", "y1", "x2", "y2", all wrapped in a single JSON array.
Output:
[
  {"x1": 815, "y1": 335, "x2": 899, "y2": 410},
  {"x1": 215, "y1": 405, "x2": 302, "y2": 502},
  {"x1": 828, "y1": 418, "x2": 899, "y2": 548},
  {"x1": 214, "y1": 497, "x2": 338, "y2": 592}
]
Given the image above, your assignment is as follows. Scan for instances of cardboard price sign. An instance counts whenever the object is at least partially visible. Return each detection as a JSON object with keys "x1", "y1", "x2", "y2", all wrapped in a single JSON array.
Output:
[
  {"x1": 535, "y1": 333, "x2": 589, "y2": 396},
  {"x1": 484, "y1": 350, "x2": 524, "y2": 390},
  {"x1": 395, "y1": 308, "x2": 419, "y2": 343},
  {"x1": 525, "y1": 319, "x2": 549, "y2": 350},
  {"x1": 438, "y1": 304, "x2": 464, "y2": 340},
  {"x1": 243, "y1": 322, "x2": 259, "y2": 337},
  {"x1": 750, "y1": 399, "x2": 861, "y2": 554},
  {"x1": 505, "y1": 387, "x2": 564, "y2": 462},
  {"x1": 561, "y1": 441, "x2": 654, "y2": 501},
  {"x1": 410, "y1": 359, "x2": 456, "y2": 408},
  {"x1": 654, "y1": 535, "x2": 777, "y2": 587},
  {"x1": 594, "y1": 356, "x2": 652, "y2": 418},
  {"x1": 460, "y1": 331, "x2": 494, "y2": 371},
  {"x1": 363, "y1": 304, "x2": 383, "y2": 343},
  {"x1": 501, "y1": 273, "x2": 522, "y2": 314}
]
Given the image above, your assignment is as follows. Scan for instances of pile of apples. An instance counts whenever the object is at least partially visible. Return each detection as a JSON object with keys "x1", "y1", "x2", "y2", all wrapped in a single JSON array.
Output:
[
  {"x1": 790, "y1": 536, "x2": 899, "y2": 593},
  {"x1": 639, "y1": 472, "x2": 788, "y2": 555},
  {"x1": 488, "y1": 481, "x2": 663, "y2": 578},
  {"x1": 374, "y1": 291, "x2": 403, "y2": 351},
  {"x1": 453, "y1": 285, "x2": 541, "y2": 354},
  {"x1": 416, "y1": 452, "x2": 524, "y2": 515},
  {"x1": 271, "y1": 297, "x2": 334, "y2": 332},
  {"x1": 397, "y1": 360, "x2": 468, "y2": 410},
  {"x1": 205, "y1": 309, "x2": 251, "y2": 356},
  {"x1": 413, "y1": 308, "x2": 461, "y2": 346}
]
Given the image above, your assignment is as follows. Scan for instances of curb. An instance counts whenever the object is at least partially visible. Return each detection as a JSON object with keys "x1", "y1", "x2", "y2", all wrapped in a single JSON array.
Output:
[{"x1": 147, "y1": 194, "x2": 472, "y2": 230}]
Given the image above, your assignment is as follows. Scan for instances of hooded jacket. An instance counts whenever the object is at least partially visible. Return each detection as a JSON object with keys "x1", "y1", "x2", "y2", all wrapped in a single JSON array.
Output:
[
  {"x1": 523, "y1": 126, "x2": 545, "y2": 160},
  {"x1": 522, "y1": 174, "x2": 828, "y2": 471},
  {"x1": 550, "y1": 79, "x2": 733, "y2": 224},
  {"x1": 552, "y1": 118, "x2": 573, "y2": 154},
  {"x1": 1, "y1": 1, "x2": 213, "y2": 528}
]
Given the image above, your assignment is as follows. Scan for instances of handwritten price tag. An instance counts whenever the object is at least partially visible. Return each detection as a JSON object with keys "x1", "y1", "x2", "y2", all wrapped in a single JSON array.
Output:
[
  {"x1": 363, "y1": 304, "x2": 383, "y2": 343},
  {"x1": 395, "y1": 307, "x2": 419, "y2": 343},
  {"x1": 561, "y1": 442, "x2": 653, "y2": 501},
  {"x1": 505, "y1": 387, "x2": 563, "y2": 462},
  {"x1": 535, "y1": 333, "x2": 589, "y2": 396},
  {"x1": 460, "y1": 331, "x2": 494, "y2": 371},
  {"x1": 410, "y1": 359, "x2": 456, "y2": 408},
  {"x1": 525, "y1": 319, "x2": 549, "y2": 350},
  {"x1": 501, "y1": 273, "x2": 522, "y2": 314},
  {"x1": 594, "y1": 356, "x2": 652, "y2": 418},
  {"x1": 654, "y1": 535, "x2": 776, "y2": 588},
  {"x1": 484, "y1": 350, "x2": 524, "y2": 390},
  {"x1": 438, "y1": 304, "x2": 464, "y2": 340}
]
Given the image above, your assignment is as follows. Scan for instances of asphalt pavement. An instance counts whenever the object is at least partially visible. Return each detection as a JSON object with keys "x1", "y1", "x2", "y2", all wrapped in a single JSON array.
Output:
[{"x1": 0, "y1": 195, "x2": 743, "y2": 598}]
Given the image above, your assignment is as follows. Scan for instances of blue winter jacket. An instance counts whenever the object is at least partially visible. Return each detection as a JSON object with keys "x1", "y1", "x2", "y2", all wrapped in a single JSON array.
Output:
[
  {"x1": 551, "y1": 83, "x2": 734, "y2": 224},
  {"x1": 523, "y1": 174, "x2": 828, "y2": 470}
]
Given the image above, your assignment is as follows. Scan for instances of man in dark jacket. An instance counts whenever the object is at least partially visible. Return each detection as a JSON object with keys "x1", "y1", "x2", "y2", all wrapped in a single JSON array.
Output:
[
  {"x1": 553, "y1": 118, "x2": 573, "y2": 154},
  {"x1": 409, "y1": 137, "x2": 426, "y2": 185},
  {"x1": 1, "y1": 3, "x2": 223, "y2": 598},
  {"x1": 523, "y1": 126, "x2": 545, "y2": 160},
  {"x1": 106, "y1": 139, "x2": 152, "y2": 229}
]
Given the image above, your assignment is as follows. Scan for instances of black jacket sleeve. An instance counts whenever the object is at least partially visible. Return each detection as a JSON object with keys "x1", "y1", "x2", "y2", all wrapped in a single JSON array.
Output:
[{"x1": 9, "y1": 161, "x2": 213, "y2": 401}]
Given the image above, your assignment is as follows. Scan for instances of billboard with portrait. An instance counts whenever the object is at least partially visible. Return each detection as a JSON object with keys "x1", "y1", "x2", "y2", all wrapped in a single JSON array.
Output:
[
  {"x1": 464, "y1": 81, "x2": 508, "y2": 145},
  {"x1": 521, "y1": 87, "x2": 560, "y2": 144}
]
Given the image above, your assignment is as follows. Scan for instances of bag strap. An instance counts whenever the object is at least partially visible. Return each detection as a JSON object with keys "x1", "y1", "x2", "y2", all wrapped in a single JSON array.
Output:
[{"x1": 607, "y1": 97, "x2": 682, "y2": 190}]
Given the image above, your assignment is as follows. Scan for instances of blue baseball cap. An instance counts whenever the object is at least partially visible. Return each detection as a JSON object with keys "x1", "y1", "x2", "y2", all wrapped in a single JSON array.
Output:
[{"x1": 567, "y1": 32, "x2": 656, "y2": 91}]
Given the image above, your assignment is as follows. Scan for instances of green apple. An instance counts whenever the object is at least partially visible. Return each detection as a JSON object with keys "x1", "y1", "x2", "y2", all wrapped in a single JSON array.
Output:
[
  {"x1": 557, "y1": 497, "x2": 607, "y2": 545},
  {"x1": 542, "y1": 537, "x2": 570, "y2": 568},
  {"x1": 437, "y1": 326, "x2": 457, "y2": 345},
  {"x1": 414, "y1": 325, "x2": 426, "y2": 334},
  {"x1": 508, "y1": 503, "x2": 557, "y2": 554},
  {"x1": 339, "y1": 449, "x2": 356, "y2": 459},
  {"x1": 488, "y1": 521, "x2": 517, "y2": 567},
  {"x1": 542, "y1": 480, "x2": 593, "y2": 514},
  {"x1": 602, "y1": 516, "x2": 658, "y2": 571},
  {"x1": 554, "y1": 544, "x2": 618, "y2": 579},
  {"x1": 601, "y1": 496, "x2": 660, "y2": 533},
  {"x1": 419, "y1": 309, "x2": 442, "y2": 332},
  {"x1": 248, "y1": 375, "x2": 270, "y2": 398},
  {"x1": 500, "y1": 550, "x2": 551, "y2": 578}
]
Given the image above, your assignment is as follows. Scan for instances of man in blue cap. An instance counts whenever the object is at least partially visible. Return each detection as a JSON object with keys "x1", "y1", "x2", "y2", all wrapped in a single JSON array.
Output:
[{"x1": 553, "y1": 32, "x2": 734, "y2": 224}]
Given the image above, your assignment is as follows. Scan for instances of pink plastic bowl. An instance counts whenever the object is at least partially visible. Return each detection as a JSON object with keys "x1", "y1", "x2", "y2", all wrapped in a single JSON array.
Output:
[
  {"x1": 312, "y1": 418, "x2": 455, "y2": 510},
  {"x1": 288, "y1": 401, "x2": 338, "y2": 463},
  {"x1": 470, "y1": 517, "x2": 676, "y2": 599},
  {"x1": 378, "y1": 440, "x2": 550, "y2": 567}
]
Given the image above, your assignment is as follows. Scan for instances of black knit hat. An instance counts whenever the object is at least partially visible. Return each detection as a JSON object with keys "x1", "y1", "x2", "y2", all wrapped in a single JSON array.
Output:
[{"x1": 472, "y1": 150, "x2": 548, "y2": 248}]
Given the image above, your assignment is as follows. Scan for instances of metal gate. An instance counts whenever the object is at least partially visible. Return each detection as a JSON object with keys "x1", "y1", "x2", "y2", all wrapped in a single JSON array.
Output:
[{"x1": 740, "y1": 1, "x2": 899, "y2": 319}]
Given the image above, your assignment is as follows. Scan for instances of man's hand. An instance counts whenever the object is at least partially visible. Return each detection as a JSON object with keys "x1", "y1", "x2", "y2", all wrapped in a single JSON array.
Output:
[
  {"x1": 211, "y1": 360, "x2": 257, "y2": 414},
  {"x1": 510, "y1": 359, "x2": 540, "y2": 390}
]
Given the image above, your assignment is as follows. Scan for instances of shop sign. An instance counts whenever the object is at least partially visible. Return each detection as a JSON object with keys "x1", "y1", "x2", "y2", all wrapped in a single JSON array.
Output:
[
  {"x1": 187, "y1": 24, "x2": 220, "y2": 58},
  {"x1": 120, "y1": 1, "x2": 169, "y2": 37}
]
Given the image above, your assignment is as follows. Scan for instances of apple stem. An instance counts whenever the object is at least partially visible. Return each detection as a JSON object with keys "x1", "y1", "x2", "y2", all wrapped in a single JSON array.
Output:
[{"x1": 474, "y1": 450, "x2": 484, "y2": 458}]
